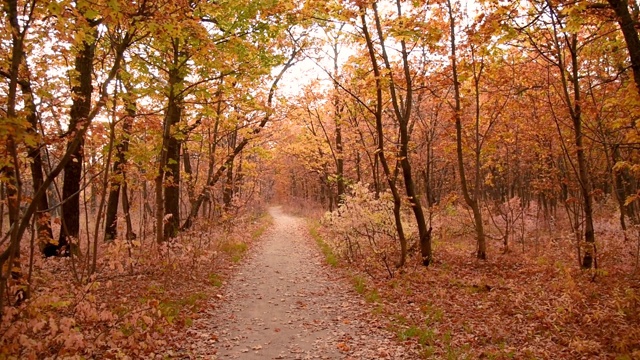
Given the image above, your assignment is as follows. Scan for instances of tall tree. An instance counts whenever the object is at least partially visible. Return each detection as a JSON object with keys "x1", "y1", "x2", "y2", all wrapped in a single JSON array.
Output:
[
  {"x1": 1, "y1": 0, "x2": 31, "y2": 309},
  {"x1": 447, "y1": 0, "x2": 487, "y2": 260},
  {"x1": 156, "y1": 38, "x2": 186, "y2": 242},
  {"x1": 606, "y1": 0, "x2": 640, "y2": 94},
  {"x1": 328, "y1": 24, "x2": 346, "y2": 203},
  {"x1": 370, "y1": 0, "x2": 432, "y2": 265},
  {"x1": 104, "y1": 79, "x2": 137, "y2": 241},
  {"x1": 53, "y1": 9, "x2": 99, "y2": 256},
  {"x1": 360, "y1": 4, "x2": 409, "y2": 267}
]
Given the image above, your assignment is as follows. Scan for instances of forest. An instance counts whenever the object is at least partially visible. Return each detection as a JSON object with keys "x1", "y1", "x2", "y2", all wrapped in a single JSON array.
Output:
[{"x1": 1, "y1": 0, "x2": 640, "y2": 358}]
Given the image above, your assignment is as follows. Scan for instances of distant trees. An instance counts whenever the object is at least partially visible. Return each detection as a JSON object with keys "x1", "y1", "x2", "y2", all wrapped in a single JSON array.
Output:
[{"x1": 281, "y1": 0, "x2": 640, "y2": 269}]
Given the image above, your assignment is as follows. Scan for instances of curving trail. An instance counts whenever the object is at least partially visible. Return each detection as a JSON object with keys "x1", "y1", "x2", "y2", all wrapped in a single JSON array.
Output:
[{"x1": 187, "y1": 206, "x2": 416, "y2": 359}]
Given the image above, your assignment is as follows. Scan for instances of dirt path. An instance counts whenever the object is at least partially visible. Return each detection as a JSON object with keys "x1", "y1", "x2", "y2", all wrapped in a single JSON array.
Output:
[{"x1": 187, "y1": 206, "x2": 416, "y2": 359}]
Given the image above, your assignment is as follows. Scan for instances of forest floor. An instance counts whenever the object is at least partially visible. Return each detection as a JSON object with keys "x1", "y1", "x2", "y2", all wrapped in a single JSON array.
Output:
[
  {"x1": 5, "y1": 204, "x2": 639, "y2": 359},
  {"x1": 180, "y1": 206, "x2": 419, "y2": 359},
  {"x1": 313, "y1": 203, "x2": 640, "y2": 360}
]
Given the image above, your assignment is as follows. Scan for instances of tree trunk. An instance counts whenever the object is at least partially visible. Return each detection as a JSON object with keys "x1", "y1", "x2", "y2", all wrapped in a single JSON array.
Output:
[
  {"x1": 223, "y1": 127, "x2": 238, "y2": 210},
  {"x1": 183, "y1": 146, "x2": 196, "y2": 203},
  {"x1": 157, "y1": 40, "x2": 184, "y2": 242},
  {"x1": 53, "y1": 25, "x2": 96, "y2": 256},
  {"x1": 332, "y1": 38, "x2": 345, "y2": 202},
  {"x1": 121, "y1": 176, "x2": 136, "y2": 240},
  {"x1": 13, "y1": 63, "x2": 54, "y2": 247},
  {"x1": 0, "y1": 184, "x2": 4, "y2": 234},
  {"x1": 1, "y1": 0, "x2": 26, "y2": 310},
  {"x1": 104, "y1": 153, "x2": 122, "y2": 241},
  {"x1": 223, "y1": 158, "x2": 235, "y2": 210},
  {"x1": 361, "y1": 7, "x2": 407, "y2": 267},
  {"x1": 3, "y1": 0, "x2": 21, "y2": 230},
  {"x1": 372, "y1": 1, "x2": 432, "y2": 265},
  {"x1": 104, "y1": 102, "x2": 134, "y2": 241},
  {"x1": 567, "y1": 36, "x2": 596, "y2": 269},
  {"x1": 610, "y1": 145, "x2": 630, "y2": 234},
  {"x1": 608, "y1": 0, "x2": 640, "y2": 95},
  {"x1": 163, "y1": 132, "x2": 181, "y2": 240},
  {"x1": 447, "y1": 0, "x2": 486, "y2": 260}
]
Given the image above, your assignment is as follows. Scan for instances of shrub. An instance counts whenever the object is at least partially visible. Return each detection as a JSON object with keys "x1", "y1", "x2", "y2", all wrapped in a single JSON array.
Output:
[{"x1": 322, "y1": 183, "x2": 415, "y2": 276}]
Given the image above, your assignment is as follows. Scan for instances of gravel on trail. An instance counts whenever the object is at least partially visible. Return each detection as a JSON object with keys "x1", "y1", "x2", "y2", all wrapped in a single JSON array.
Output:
[{"x1": 186, "y1": 206, "x2": 418, "y2": 359}]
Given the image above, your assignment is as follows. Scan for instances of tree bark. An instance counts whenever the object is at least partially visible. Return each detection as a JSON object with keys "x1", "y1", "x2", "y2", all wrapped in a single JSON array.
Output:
[
  {"x1": 163, "y1": 128, "x2": 182, "y2": 239},
  {"x1": 607, "y1": 0, "x2": 640, "y2": 94},
  {"x1": 54, "y1": 25, "x2": 97, "y2": 256},
  {"x1": 183, "y1": 145, "x2": 196, "y2": 204},
  {"x1": 104, "y1": 101, "x2": 135, "y2": 241},
  {"x1": 157, "y1": 40, "x2": 184, "y2": 242},
  {"x1": 2, "y1": 0, "x2": 22, "y2": 229}
]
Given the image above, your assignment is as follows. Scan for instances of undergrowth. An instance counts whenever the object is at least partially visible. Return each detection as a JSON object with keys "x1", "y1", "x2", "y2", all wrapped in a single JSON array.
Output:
[
  {"x1": 315, "y1": 186, "x2": 640, "y2": 359},
  {"x1": 0, "y1": 208, "x2": 273, "y2": 358}
]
